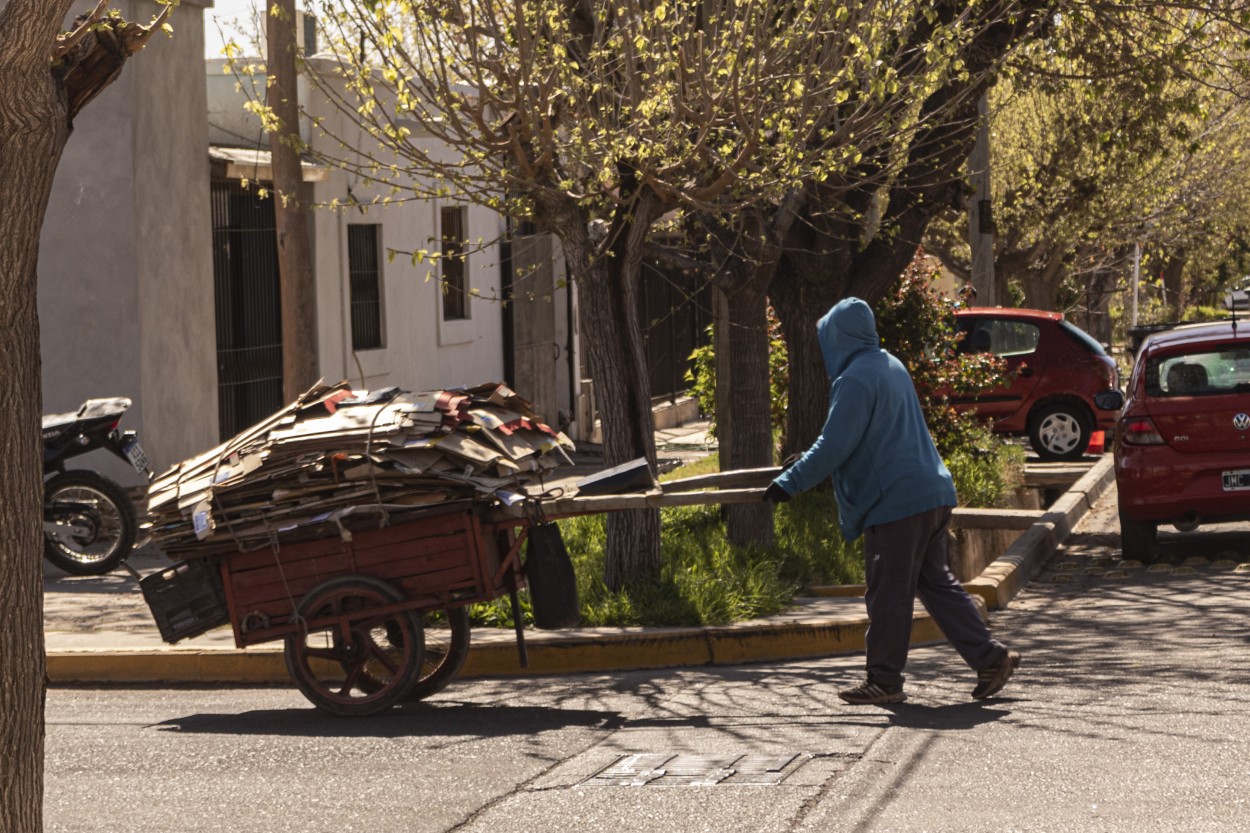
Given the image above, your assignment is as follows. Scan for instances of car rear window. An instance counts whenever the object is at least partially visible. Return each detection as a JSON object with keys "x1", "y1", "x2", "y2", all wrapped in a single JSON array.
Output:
[
  {"x1": 1058, "y1": 320, "x2": 1108, "y2": 356},
  {"x1": 957, "y1": 319, "x2": 1040, "y2": 357},
  {"x1": 1144, "y1": 346, "x2": 1250, "y2": 397}
]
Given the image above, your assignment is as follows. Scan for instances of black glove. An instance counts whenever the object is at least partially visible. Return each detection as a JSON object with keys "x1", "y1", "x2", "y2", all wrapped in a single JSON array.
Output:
[{"x1": 763, "y1": 482, "x2": 792, "y2": 503}]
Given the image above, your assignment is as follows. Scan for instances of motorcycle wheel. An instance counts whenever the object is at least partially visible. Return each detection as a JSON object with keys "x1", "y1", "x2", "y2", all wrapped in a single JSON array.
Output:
[{"x1": 44, "y1": 470, "x2": 138, "y2": 576}]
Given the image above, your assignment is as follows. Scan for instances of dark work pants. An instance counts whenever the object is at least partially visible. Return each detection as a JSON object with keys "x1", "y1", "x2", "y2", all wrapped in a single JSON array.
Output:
[{"x1": 862, "y1": 505, "x2": 1006, "y2": 688}]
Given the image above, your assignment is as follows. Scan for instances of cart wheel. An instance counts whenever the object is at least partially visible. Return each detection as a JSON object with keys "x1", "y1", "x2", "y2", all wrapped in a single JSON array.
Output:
[
  {"x1": 408, "y1": 607, "x2": 471, "y2": 701},
  {"x1": 284, "y1": 575, "x2": 424, "y2": 717},
  {"x1": 357, "y1": 607, "x2": 472, "y2": 701}
]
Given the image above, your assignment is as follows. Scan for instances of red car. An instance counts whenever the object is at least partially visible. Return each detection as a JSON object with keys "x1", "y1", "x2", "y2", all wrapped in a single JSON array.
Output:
[
  {"x1": 1113, "y1": 320, "x2": 1250, "y2": 562},
  {"x1": 952, "y1": 308, "x2": 1121, "y2": 461}
]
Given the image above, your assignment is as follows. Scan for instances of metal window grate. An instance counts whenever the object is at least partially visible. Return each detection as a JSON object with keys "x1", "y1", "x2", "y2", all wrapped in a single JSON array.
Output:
[
  {"x1": 638, "y1": 261, "x2": 713, "y2": 400},
  {"x1": 347, "y1": 224, "x2": 383, "y2": 350},
  {"x1": 440, "y1": 206, "x2": 468, "y2": 321},
  {"x1": 211, "y1": 180, "x2": 284, "y2": 440}
]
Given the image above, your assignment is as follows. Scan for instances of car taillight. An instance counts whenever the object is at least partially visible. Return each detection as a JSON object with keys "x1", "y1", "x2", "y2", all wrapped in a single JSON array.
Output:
[{"x1": 1122, "y1": 418, "x2": 1164, "y2": 445}]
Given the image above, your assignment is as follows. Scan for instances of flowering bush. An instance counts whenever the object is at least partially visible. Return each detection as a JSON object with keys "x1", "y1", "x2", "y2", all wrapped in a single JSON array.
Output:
[{"x1": 872, "y1": 252, "x2": 1008, "y2": 458}]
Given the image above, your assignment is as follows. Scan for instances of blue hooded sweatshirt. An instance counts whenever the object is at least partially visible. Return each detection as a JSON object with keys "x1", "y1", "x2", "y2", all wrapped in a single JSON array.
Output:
[{"x1": 771, "y1": 297, "x2": 956, "y2": 541}]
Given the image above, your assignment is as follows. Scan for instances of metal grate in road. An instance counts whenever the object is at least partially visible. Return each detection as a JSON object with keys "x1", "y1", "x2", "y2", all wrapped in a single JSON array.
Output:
[{"x1": 582, "y1": 753, "x2": 803, "y2": 787}]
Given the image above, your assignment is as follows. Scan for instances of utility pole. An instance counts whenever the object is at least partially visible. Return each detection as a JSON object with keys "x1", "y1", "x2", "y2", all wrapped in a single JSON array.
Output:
[
  {"x1": 268, "y1": 0, "x2": 319, "y2": 401},
  {"x1": 968, "y1": 94, "x2": 995, "y2": 305}
]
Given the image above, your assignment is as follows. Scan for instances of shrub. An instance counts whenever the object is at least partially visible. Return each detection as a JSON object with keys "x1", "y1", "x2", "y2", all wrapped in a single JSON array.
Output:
[{"x1": 873, "y1": 253, "x2": 1008, "y2": 459}]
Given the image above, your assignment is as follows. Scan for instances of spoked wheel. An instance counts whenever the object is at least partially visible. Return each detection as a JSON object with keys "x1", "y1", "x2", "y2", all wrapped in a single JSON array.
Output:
[
  {"x1": 408, "y1": 607, "x2": 471, "y2": 701},
  {"x1": 284, "y1": 575, "x2": 424, "y2": 716},
  {"x1": 43, "y1": 470, "x2": 137, "y2": 575},
  {"x1": 357, "y1": 607, "x2": 472, "y2": 701}
]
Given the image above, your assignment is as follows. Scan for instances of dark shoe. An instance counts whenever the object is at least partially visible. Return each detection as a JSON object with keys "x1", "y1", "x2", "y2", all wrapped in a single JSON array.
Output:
[
  {"x1": 972, "y1": 650, "x2": 1021, "y2": 699},
  {"x1": 839, "y1": 679, "x2": 906, "y2": 705}
]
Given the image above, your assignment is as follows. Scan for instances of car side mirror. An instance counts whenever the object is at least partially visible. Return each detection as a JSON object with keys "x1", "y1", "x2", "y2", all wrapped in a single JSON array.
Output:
[{"x1": 1094, "y1": 390, "x2": 1124, "y2": 411}]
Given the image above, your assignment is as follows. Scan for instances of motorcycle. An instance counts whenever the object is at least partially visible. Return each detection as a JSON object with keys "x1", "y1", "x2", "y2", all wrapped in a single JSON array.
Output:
[{"x1": 43, "y1": 397, "x2": 153, "y2": 575}]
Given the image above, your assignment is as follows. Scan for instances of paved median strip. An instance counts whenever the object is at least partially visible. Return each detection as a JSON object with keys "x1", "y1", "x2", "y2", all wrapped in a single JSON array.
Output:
[{"x1": 47, "y1": 459, "x2": 1109, "y2": 685}]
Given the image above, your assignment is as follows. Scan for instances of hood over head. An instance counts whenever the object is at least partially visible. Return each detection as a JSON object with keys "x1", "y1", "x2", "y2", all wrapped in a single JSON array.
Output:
[{"x1": 817, "y1": 297, "x2": 880, "y2": 378}]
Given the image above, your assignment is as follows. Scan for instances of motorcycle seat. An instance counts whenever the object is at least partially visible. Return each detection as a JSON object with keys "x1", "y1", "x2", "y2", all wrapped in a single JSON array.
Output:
[{"x1": 42, "y1": 397, "x2": 133, "y2": 431}]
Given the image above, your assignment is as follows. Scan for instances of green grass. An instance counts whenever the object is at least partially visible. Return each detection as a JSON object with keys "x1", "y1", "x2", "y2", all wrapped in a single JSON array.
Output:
[
  {"x1": 471, "y1": 451, "x2": 860, "y2": 629},
  {"x1": 470, "y1": 439, "x2": 1022, "y2": 629}
]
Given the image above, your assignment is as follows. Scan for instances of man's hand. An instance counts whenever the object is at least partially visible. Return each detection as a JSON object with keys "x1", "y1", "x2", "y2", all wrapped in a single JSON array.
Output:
[{"x1": 763, "y1": 482, "x2": 792, "y2": 503}]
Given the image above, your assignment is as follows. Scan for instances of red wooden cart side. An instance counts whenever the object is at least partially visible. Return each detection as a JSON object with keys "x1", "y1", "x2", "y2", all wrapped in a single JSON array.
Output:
[{"x1": 218, "y1": 509, "x2": 529, "y2": 649}]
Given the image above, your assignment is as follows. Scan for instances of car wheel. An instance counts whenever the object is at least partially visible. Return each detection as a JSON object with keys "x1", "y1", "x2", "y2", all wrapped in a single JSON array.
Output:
[
  {"x1": 1028, "y1": 403, "x2": 1091, "y2": 461},
  {"x1": 1119, "y1": 511, "x2": 1157, "y2": 564}
]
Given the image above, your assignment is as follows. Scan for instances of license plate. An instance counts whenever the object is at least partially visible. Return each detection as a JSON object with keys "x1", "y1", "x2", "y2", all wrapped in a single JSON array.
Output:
[
  {"x1": 124, "y1": 440, "x2": 150, "y2": 476},
  {"x1": 1222, "y1": 469, "x2": 1250, "y2": 491}
]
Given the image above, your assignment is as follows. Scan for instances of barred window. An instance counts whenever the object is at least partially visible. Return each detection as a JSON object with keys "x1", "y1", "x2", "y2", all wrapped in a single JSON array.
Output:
[
  {"x1": 440, "y1": 207, "x2": 469, "y2": 321},
  {"x1": 347, "y1": 224, "x2": 383, "y2": 350}
]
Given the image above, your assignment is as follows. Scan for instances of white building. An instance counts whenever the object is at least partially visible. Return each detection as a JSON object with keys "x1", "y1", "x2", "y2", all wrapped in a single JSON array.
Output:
[{"x1": 40, "y1": 1, "x2": 584, "y2": 486}]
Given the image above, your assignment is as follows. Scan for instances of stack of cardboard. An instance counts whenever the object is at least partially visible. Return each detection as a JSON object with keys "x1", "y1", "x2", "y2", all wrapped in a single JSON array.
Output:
[{"x1": 143, "y1": 381, "x2": 575, "y2": 558}]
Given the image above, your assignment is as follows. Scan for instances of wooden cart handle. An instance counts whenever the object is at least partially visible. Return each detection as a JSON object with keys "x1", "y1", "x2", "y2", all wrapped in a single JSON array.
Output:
[{"x1": 487, "y1": 486, "x2": 769, "y2": 521}]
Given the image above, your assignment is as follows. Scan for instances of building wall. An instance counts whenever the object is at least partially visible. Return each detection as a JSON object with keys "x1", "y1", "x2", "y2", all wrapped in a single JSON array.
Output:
[
  {"x1": 40, "y1": 0, "x2": 217, "y2": 483},
  {"x1": 207, "y1": 56, "x2": 510, "y2": 396},
  {"x1": 307, "y1": 165, "x2": 509, "y2": 394}
]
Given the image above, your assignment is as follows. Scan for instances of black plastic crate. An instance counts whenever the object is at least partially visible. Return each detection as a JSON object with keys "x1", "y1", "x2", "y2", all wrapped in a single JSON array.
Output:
[{"x1": 140, "y1": 559, "x2": 230, "y2": 643}]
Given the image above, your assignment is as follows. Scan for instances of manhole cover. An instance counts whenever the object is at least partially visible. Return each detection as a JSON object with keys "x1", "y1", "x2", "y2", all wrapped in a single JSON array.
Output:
[{"x1": 582, "y1": 753, "x2": 804, "y2": 787}]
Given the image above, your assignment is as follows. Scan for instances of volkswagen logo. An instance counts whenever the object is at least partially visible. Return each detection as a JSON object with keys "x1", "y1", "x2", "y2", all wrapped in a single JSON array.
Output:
[{"x1": 1236, "y1": 413, "x2": 1250, "y2": 431}]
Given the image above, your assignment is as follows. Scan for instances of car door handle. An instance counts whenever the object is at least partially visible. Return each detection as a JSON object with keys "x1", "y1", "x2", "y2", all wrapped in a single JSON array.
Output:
[{"x1": 1019, "y1": 366, "x2": 1033, "y2": 378}]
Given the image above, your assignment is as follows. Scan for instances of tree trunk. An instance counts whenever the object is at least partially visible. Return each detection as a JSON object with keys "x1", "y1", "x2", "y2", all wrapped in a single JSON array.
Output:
[
  {"x1": 1160, "y1": 255, "x2": 1186, "y2": 319},
  {"x1": 721, "y1": 280, "x2": 775, "y2": 548},
  {"x1": 558, "y1": 218, "x2": 662, "y2": 590},
  {"x1": 1, "y1": 5, "x2": 165, "y2": 828},
  {"x1": 0, "y1": 6, "x2": 75, "y2": 830},
  {"x1": 1019, "y1": 255, "x2": 1067, "y2": 310},
  {"x1": 268, "y1": 0, "x2": 319, "y2": 401},
  {"x1": 703, "y1": 200, "x2": 805, "y2": 548},
  {"x1": 771, "y1": 256, "x2": 839, "y2": 457}
]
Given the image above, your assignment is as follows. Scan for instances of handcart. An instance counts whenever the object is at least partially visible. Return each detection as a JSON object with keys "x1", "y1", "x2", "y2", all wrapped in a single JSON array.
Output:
[{"x1": 140, "y1": 468, "x2": 772, "y2": 717}]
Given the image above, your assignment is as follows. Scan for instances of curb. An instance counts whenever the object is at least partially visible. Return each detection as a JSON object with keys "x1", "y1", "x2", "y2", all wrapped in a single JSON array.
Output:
[
  {"x1": 46, "y1": 459, "x2": 1112, "y2": 685},
  {"x1": 965, "y1": 455, "x2": 1115, "y2": 611},
  {"x1": 45, "y1": 608, "x2": 961, "y2": 685}
]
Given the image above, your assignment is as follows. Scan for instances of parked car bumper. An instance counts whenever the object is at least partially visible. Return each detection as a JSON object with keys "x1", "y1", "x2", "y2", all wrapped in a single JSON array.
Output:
[{"x1": 1116, "y1": 443, "x2": 1250, "y2": 524}]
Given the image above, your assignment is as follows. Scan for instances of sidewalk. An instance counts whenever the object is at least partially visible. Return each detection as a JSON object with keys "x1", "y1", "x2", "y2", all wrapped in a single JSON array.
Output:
[{"x1": 44, "y1": 421, "x2": 1117, "y2": 684}]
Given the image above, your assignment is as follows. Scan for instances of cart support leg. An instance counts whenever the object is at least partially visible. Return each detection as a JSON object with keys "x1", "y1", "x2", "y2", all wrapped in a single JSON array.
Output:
[{"x1": 509, "y1": 586, "x2": 529, "y2": 668}]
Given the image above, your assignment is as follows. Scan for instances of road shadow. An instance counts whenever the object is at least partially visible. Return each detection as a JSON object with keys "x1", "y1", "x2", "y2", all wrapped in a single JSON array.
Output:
[
  {"x1": 881, "y1": 701, "x2": 1011, "y2": 731},
  {"x1": 155, "y1": 701, "x2": 625, "y2": 738}
]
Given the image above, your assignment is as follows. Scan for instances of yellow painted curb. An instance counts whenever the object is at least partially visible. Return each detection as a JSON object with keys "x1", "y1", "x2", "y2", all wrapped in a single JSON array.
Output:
[
  {"x1": 48, "y1": 610, "x2": 958, "y2": 684},
  {"x1": 47, "y1": 650, "x2": 289, "y2": 684},
  {"x1": 459, "y1": 631, "x2": 711, "y2": 678}
]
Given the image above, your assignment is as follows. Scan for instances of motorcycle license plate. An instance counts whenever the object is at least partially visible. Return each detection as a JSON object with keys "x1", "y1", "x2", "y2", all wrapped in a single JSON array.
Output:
[
  {"x1": 124, "y1": 440, "x2": 150, "y2": 476},
  {"x1": 1222, "y1": 469, "x2": 1250, "y2": 491}
]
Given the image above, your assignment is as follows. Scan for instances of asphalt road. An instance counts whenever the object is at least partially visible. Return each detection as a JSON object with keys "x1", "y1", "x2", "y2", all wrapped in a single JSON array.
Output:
[{"x1": 44, "y1": 486, "x2": 1250, "y2": 833}]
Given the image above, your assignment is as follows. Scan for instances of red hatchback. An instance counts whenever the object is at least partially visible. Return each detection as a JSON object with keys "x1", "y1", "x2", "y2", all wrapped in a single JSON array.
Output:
[
  {"x1": 1114, "y1": 320, "x2": 1250, "y2": 561},
  {"x1": 952, "y1": 308, "x2": 1121, "y2": 460}
]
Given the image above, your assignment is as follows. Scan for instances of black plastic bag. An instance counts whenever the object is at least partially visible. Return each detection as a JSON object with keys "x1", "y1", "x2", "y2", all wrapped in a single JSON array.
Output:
[{"x1": 525, "y1": 522, "x2": 581, "y2": 629}]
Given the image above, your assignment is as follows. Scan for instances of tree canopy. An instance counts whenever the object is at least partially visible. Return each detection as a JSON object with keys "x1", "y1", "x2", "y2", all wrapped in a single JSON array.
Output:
[
  {"x1": 926, "y1": 3, "x2": 1250, "y2": 316},
  {"x1": 289, "y1": 0, "x2": 1027, "y2": 583}
]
